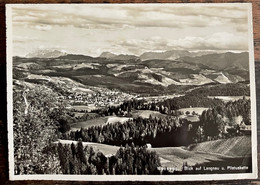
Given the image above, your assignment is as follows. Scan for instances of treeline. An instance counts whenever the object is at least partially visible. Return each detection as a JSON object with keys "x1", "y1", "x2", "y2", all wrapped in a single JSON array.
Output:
[
  {"x1": 91, "y1": 95, "x2": 224, "y2": 117},
  {"x1": 91, "y1": 98, "x2": 148, "y2": 116},
  {"x1": 90, "y1": 83, "x2": 249, "y2": 118},
  {"x1": 65, "y1": 116, "x2": 192, "y2": 147},
  {"x1": 66, "y1": 115, "x2": 202, "y2": 147},
  {"x1": 56, "y1": 140, "x2": 161, "y2": 175},
  {"x1": 157, "y1": 95, "x2": 224, "y2": 113},
  {"x1": 66, "y1": 98, "x2": 251, "y2": 147},
  {"x1": 187, "y1": 83, "x2": 250, "y2": 96}
]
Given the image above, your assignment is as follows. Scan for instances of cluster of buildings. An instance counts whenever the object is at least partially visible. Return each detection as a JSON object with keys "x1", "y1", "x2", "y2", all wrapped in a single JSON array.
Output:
[{"x1": 57, "y1": 86, "x2": 135, "y2": 108}]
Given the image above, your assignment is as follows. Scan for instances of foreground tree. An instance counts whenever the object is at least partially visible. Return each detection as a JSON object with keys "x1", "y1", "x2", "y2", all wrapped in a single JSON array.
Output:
[{"x1": 13, "y1": 85, "x2": 68, "y2": 174}]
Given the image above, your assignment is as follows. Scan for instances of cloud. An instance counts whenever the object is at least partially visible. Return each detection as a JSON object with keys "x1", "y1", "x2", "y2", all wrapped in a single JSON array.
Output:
[
  {"x1": 189, "y1": 32, "x2": 248, "y2": 51},
  {"x1": 11, "y1": 4, "x2": 248, "y2": 31},
  {"x1": 13, "y1": 35, "x2": 40, "y2": 43},
  {"x1": 114, "y1": 32, "x2": 248, "y2": 55},
  {"x1": 35, "y1": 25, "x2": 52, "y2": 31},
  {"x1": 11, "y1": 4, "x2": 250, "y2": 56}
]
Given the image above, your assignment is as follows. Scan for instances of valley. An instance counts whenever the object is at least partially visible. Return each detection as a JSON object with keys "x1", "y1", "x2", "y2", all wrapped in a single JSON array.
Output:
[{"x1": 13, "y1": 49, "x2": 252, "y2": 175}]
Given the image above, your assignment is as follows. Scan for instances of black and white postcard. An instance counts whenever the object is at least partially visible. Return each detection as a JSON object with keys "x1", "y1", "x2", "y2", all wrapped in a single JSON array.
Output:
[{"x1": 6, "y1": 3, "x2": 257, "y2": 181}]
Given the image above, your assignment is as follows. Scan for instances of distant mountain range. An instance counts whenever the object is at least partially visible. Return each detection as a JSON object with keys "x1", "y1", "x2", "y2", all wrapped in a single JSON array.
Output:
[
  {"x1": 99, "y1": 52, "x2": 139, "y2": 61},
  {"x1": 99, "y1": 50, "x2": 192, "y2": 61},
  {"x1": 99, "y1": 50, "x2": 219, "y2": 61},
  {"x1": 26, "y1": 49, "x2": 67, "y2": 58},
  {"x1": 140, "y1": 50, "x2": 192, "y2": 60},
  {"x1": 26, "y1": 49, "x2": 247, "y2": 64}
]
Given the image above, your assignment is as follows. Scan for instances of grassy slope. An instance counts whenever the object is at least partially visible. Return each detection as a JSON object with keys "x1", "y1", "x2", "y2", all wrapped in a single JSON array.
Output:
[
  {"x1": 149, "y1": 136, "x2": 251, "y2": 170},
  {"x1": 188, "y1": 135, "x2": 251, "y2": 157},
  {"x1": 149, "y1": 147, "x2": 226, "y2": 170}
]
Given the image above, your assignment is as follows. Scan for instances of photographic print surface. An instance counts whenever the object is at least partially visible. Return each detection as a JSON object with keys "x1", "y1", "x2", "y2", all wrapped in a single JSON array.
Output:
[{"x1": 6, "y1": 3, "x2": 257, "y2": 181}]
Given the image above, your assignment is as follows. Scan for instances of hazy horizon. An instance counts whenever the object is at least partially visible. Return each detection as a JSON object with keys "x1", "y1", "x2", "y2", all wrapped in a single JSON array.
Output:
[
  {"x1": 11, "y1": 4, "x2": 250, "y2": 57},
  {"x1": 15, "y1": 48, "x2": 249, "y2": 58}
]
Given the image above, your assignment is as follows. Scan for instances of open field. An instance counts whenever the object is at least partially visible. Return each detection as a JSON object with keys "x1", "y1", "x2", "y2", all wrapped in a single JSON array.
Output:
[
  {"x1": 132, "y1": 110, "x2": 167, "y2": 119},
  {"x1": 70, "y1": 117, "x2": 108, "y2": 131},
  {"x1": 106, "y1": 117, "x2": 132, "y2": 124},
  {"x1": 178, "y1": 107, "x2": 208, "y2": 115},
  {"x1": 179, "y1": 115, "x2": 200, "y2": 122},
  {"x1": 208, "y1": 96, "x2": 250, "y2": 102},
  {"x1": 178, "y1": 107, "x2": 208, "y2": 122},
  {"x1": 54, "y1": 140, "x2": 119, "y2": 157},
  {"x1": 70, "y1": 116, "x2": 132, "y2": 131},
  {"x1": 71, "y1": 105, "x2": 101, "y2": 112},
  {"x1": 73, "y1": 112, "x2": 86, "y2": 117}
]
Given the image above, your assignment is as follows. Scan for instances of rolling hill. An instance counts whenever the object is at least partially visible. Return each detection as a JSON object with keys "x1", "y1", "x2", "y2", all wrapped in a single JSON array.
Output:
[
  {"x1": 180, "y1": 52, "x2": 249, "y2": 80},
  {"x1": 13, "y1": 50, "x2": 250, "y2": 95}
]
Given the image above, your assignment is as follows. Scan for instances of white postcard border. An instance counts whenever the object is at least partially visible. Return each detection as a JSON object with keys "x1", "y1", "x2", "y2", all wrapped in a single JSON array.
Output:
[{"x1": 6, "y1": 3, "x2": 258, "y2": 181}]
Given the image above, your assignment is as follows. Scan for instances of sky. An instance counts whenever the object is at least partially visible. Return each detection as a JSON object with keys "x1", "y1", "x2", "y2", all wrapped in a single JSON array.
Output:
[{"x1": 10, "y1": 4, "x2": 250, "y2": 57}]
